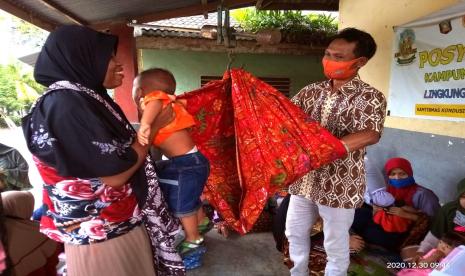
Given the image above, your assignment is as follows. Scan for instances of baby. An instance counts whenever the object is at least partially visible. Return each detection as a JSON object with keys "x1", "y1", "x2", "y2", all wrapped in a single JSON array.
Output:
[
  {"x1": 371, "y1": 188, "x2": 413, "y2": 233},
  {"x1": 370, "y1": 187, "x2": 395, "y2": 208},
  {"x1": 398, "y1": 231, "x2": 464, "y2": 275},
  {"x1": 132, "y1": 68, "x2": 212, "y2": 268}
]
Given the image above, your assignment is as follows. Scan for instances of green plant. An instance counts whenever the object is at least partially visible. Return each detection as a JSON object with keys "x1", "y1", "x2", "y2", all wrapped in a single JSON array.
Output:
[
  {"x1": 308, "y1": 13, "x2": 338, "y2": 34},
  {"x1": 0, "y1": 63, "x2": 44, "y2": 126},
  {"x1": 232, "y1": 9, "x2": 307, "y2": 32},
  {"x1": 231, "y1": 8, "x2": 338, "y2": 36}
]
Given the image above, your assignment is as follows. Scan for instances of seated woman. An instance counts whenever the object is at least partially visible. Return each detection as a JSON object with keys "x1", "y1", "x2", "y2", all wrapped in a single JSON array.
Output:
[
  {"x1": 402, "y1": 177, "x2": 465, "y2": 261},
  {"x1": 0, "y1": 143, "x2": 32, "y2": 191},
  {"x1": 1, "y1": 190, "x2": 60, "y2": 275},
  {"x1": 351, "y1": 157, "x2": 440, "y2": 251}
]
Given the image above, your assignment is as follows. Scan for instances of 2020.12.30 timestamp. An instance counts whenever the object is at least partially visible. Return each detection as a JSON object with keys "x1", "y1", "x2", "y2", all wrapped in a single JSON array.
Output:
[{"x1": 386, "y1": 262, "x2": 449, "y2": 269}]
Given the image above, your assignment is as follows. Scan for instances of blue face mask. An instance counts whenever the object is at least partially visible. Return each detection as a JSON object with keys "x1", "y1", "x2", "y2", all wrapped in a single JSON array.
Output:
[{"x1": 388, "y1": 176, "x2": 415, "y2": 188}]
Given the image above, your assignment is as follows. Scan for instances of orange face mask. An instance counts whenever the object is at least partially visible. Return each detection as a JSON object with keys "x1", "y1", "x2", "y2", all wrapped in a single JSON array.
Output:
[{"x1": 322, "y1": 57, "x2": 360, "y2": 80}]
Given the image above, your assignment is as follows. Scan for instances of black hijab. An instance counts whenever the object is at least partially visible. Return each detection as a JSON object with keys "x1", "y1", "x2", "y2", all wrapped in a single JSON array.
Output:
[
  {"x1": 34, "y1": 25, "x2": 116, "y2": 93},
  {"x1": 22, "y1": 25, "x2": 138, "y2": 179}
]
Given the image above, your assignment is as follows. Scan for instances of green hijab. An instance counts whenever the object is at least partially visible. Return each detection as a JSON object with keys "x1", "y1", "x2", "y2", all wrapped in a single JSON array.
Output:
[
  {"x1": 430, "y1": 178, "x2": 465, "y2": 238},
  {"x1": 0, "y1": 143, "x2": 32, "y2": 191}
]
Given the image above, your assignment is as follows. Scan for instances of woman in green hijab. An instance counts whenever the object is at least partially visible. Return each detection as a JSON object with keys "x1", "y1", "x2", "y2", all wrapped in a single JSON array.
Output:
[
  {"x1": 0, "y1": 143, "x2": 31, "y2": 191},
  {"x1": 402, "y1": 178, "x2": 465, "y2": 261}
]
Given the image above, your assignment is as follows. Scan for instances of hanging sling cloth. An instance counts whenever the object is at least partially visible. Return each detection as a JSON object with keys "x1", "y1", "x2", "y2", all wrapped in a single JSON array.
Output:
[
  {"x1": 178, "y1": 78, "x2": 243, "y2": 232},
  {"x1": 179, "y1": 69, "x2": 346, "y2": 234}
]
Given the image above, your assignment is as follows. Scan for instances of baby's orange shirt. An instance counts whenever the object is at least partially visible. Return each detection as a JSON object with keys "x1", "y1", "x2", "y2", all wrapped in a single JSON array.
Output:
[{"x1": 142, "y1": 90, "x2": 196, "y2": 146}]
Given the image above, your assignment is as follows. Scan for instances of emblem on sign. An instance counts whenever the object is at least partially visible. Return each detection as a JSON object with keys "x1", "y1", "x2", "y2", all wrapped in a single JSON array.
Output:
[{"x1": 394, "y1": 29, "x2": 417, "y2": 65}]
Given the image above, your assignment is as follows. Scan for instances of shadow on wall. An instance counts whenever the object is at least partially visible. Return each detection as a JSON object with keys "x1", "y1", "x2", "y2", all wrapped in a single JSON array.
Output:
[{"x1": 366, "y1": 127, "x2": 465, "y2": 204}]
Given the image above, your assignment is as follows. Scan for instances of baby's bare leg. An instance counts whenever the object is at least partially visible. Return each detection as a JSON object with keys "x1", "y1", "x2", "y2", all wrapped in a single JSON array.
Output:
[
  {"x1": 180, "y1": 214, "x2": 201, "y2": 242},
  {"x1": 197, "y1": 206, "x2": 206, "y2": 224}
]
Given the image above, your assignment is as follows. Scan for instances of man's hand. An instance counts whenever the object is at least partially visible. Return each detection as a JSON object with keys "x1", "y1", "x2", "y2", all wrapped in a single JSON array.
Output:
[{"x1": 340, "y1": 130, "x2": 380, "y2": 152}]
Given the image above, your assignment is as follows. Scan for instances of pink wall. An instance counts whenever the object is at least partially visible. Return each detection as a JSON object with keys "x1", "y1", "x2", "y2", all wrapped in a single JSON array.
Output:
[{"x1": 110, "y1": 24, "x2": 139, "y2": 122}]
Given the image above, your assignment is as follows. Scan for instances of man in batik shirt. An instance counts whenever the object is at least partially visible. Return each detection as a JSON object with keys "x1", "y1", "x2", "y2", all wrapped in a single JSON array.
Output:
[{"x1": 285, "y1": 28, "x2": 387, "y2": 276}]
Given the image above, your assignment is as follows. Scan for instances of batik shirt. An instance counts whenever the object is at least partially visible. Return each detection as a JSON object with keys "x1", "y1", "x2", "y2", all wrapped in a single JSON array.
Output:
[{"x1": 290, "y1": 76, "x2": 387, "y2": 209}]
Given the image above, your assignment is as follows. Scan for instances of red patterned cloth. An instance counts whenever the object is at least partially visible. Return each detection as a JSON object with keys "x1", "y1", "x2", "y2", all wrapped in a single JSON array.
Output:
[
  {"x1": 178, "y1": 77, "x2": 242, "y2": 232},
  {"x1": 179, "y1": 69, "x2": 346, "y2": 234}
]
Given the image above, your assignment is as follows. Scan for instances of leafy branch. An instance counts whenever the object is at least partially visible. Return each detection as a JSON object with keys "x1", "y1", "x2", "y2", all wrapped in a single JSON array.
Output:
[
  {"x1": 232, "y1": 9, "x2": 338, "y2": 35},
  {"x1": 0, "y1": 63, "x2": 44, "y2": 126}
]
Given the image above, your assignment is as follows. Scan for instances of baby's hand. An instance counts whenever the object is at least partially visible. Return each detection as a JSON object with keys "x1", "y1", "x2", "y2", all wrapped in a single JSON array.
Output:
[{"x1": 137, "y1": 124, "x2": 151, "y2": 146}]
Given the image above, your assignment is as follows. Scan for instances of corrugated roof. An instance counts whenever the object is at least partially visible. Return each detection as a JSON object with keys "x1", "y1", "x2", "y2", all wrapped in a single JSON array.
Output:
[
  {"x1": 147, "y1": 12, "x2": 241, "y2": 29},
  {"x1": 0, "y1": 0, "x2": 338, "y2": 31},
  {"x1": 136, "y1": 29, "x2": 203, "y2": 39},
  {"x1": 135, "y1": 12, "x2": 248, "y2": 39},
  {"x1": 2, "y1": 0, "x2": 202, "y2": 26},
  {"x1": 0, "y1": 0, "x2": 257, "y2": 30}
]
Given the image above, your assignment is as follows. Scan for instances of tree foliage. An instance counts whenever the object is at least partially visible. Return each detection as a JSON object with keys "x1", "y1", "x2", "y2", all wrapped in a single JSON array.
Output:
[
  {"x1": 0, "y1": 65, "x2": 21, "y2": 114},
  {"x1": 0, "y1": 11, "x2": 47, "y2": 127},
  {"x1": 0, "y1": 63, "x2": 43, "y2": 126},
  {"x1": 231, "y1": 9, "x2": 338, "y2": 35}
]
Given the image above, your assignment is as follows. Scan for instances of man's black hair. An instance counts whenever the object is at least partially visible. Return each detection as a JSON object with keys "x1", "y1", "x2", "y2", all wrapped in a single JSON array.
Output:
[{"x1": 329, "y1": 28, "x2": 377, "y2": 60}]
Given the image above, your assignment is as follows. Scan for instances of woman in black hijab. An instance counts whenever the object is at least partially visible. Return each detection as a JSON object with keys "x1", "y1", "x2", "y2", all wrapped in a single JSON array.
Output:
[{"x1": 22, "y1": 25, "x2": 184, "y2": 276}]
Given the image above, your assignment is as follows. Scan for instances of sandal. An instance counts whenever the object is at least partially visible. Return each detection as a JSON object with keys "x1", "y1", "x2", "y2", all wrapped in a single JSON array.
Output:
[
  {"x1": 178, "y1": 238, "x2": 206, "y2": 257},
  {"x1": 178, "y1": 238, "x2": 207, "y2": 270},
  {"x1": 183, "y1": 254, "x2": 203, "y2": 270},
  {"x1": 198, "y1": 218, "x2": 214, "y2": 235}
]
